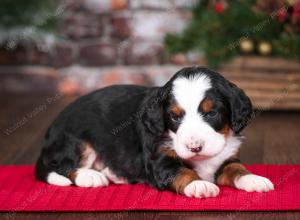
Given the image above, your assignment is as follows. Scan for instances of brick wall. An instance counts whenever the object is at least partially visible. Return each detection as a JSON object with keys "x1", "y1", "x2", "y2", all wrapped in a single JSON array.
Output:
[
  {"x1": 0, "y1": 0, "x2": 202, "y2": 67},
  {"x1": 0, "y1": 0, "x2": 204, "y2": 94}
]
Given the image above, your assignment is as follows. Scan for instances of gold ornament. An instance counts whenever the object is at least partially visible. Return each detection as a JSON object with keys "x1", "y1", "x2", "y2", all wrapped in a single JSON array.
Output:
[
  {"x1": 286, "y1": 0, "x2": 297, "y2": 6},
  {"x1": 255, "y1": 0, "x2": 286, "y2": 14},
  {"x1": 258, "y1": 41, "x2": 272, "y2": 55},
  {"x1": 239, "y1": 39, "x2": 254, "y2": 53}
]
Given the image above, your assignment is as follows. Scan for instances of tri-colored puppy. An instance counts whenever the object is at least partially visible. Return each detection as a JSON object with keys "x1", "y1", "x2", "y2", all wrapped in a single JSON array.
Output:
[{"x1": 36, "y1": 67, "x2": 274, "y2": 198}]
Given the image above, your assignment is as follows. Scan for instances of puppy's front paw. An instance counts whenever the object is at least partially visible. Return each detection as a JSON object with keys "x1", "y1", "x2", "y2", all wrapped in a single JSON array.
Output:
[
  {"x1": 234, "y1": 174, "x2": 274, "y2": 192},
  {"x1": 183, "y1": 180, "x2": 220, "y2": 198},
  {"x1": 74, "y1": 168, "x2": 109, "y2": 187}
]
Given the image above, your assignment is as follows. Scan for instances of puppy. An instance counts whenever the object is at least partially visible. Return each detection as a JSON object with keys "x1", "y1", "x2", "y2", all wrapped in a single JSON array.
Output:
[{"x1": 35, "y1": 67, "x2": 274, "y2": 198}]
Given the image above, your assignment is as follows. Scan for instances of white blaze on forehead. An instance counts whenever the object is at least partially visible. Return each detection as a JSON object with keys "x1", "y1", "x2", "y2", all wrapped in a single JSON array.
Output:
[{"x1": 172, "y1": 74, "x2": 211, "y2": 111}]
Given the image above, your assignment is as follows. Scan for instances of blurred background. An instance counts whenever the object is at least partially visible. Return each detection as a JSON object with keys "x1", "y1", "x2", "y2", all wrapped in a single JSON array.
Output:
[{"x1": 0, "y1": 0, "x2": 299, "y2": 165}]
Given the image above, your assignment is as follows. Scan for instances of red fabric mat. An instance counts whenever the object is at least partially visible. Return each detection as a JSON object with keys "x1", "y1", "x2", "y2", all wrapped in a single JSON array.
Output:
[{"x1": 0, "y1": 165, "x2": 299, "y2": 212}]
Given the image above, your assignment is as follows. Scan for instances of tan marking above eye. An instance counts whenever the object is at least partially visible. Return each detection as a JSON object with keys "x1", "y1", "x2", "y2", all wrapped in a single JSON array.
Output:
[
  {"x1": 171, "y1": 104, "x2": 184, "y2": 116},
  {"x1": 200, "y1": 98, "x2": 213, "y2": 113},
  {"x1": 219, "y1": 124, "x2": 230, "y2": 136}
]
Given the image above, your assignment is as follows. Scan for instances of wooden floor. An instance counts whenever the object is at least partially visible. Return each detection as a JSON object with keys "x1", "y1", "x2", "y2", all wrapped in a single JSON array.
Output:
[{"x1": 0, "y1": 93, "x2": 300, "y2": 219}]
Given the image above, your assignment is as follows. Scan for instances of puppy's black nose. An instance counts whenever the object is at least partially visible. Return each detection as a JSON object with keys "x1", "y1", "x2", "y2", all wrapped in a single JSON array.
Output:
[{"x1": 190, "y1": 146, "x2": 202, "y2": 153}]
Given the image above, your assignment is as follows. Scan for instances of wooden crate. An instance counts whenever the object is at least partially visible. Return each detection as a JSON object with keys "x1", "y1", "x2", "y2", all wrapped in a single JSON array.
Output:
[{"x1": 220, "y1": 56, "x2": 300, "y2": 110}]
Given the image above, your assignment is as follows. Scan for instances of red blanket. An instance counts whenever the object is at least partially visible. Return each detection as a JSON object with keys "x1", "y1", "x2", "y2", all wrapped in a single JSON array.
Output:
[{"x1": 0, "y1": 165, "x2": 299, "y2": 211}]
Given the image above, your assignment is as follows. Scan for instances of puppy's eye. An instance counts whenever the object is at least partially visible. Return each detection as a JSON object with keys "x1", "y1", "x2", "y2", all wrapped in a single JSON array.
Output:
[
  {"x1": 206, "y1": 110, "x2": 218, "y2": 118},
  {"x1": 171, "y1": 112, "x2": 181, "y2": 122}
]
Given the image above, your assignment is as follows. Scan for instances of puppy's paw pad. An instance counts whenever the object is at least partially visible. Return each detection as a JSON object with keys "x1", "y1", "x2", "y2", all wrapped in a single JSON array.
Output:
[
  {"x1": 234, "y1": 174, "x2": 274, "y2": 192},
  {"x1": 75, "y1": 169, "x2": 109, "y2": 187},
  {"x1": 184, "y1": 180, "x2": 220, "y2": 198}
]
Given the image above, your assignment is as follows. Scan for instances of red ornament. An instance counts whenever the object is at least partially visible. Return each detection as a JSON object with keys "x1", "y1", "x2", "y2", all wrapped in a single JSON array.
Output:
[
  {"x1": 293, "y1": 2, "x2": 300, "y2": 13},
  {"x1": 292, "y1": 2, "x2": 300, "y2": 23},
  {"x1": 215, "y1": 2, "x2": 225, "y2": 13},
  {"x1": 293, "y1": 3, "x2": 300, "y2": 15},
  {"x1": 277, "y1": 8, "x2": 287, "y2": 22}
]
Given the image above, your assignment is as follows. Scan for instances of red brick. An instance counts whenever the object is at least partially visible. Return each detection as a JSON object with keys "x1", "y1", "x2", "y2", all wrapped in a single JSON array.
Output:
[
  {"x1": 170, "y1": 53, "x2": 188, "y2": 65},
  {"x1": 31, "y1": 44, "x2": 74, "y2": 67},
  {"x1": 62, "y1": 14, "x2": 105, "y2": 40},
  {"x1": 0, "y1": 44, "x2": 74, "y2": 67},
  {"x1": 0, "y1": 47, "x2": 27, "y2": 65},
  {"x1": 110, "y1": 15, "x2": 132, "y2": 39},
  {"x1": 83, "y1": 0, "x2": 128, "y2": 13},
  {"x1": 111, "y1": 0, "x2": 128, "y2": 10},
  {"x1": 50, "y1": 44, "x2": 75, "y2": 67},
  {"x1": 79, "y1": 42, "x2": 117, "y2": 66},
  {"x1": 169, "y1": 51, "x2": 204, "y2": 65}
]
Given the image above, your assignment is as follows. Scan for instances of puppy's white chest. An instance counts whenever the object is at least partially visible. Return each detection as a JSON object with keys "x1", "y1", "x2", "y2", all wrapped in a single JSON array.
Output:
[
  {"x1": 191, "y1": 136, "x2": 242, "y2": 182},
  {"x1": 193, "y1": 161, "x2": 220, "y2": 182}
]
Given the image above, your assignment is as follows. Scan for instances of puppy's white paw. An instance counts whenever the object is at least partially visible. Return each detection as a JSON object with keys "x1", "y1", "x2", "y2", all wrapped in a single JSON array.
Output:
[
  {"x1": 183, "y1": 180, "x2": 220, "y2": 198},
  {"x1": 74, "y1": 168, "x2": 109, "y2": 187},
  {"x1": 234, "y1": 174, "x2": 274, "y2": 192},
  {"x1": 47, "y1": 172, "x2": 72, "y2": 186}
]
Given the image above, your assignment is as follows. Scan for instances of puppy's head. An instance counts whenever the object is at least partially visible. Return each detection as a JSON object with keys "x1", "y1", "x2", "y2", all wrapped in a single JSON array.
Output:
[{"x1": 142, "y1": 67, "x2": 252, "y2": 160}]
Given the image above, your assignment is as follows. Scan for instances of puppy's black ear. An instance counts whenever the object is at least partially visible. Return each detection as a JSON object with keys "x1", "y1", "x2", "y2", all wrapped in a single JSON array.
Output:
[
  {"x1": 216, "y1": 78, "x2": 253, "y2": 134},
  {"x1": 141, "y1": 85, "x2": 170, "y2": 135}
]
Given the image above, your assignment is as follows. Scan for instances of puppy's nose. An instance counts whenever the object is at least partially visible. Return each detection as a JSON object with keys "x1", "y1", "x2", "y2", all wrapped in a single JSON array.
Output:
[{"x1": 189, "y1": 146, "x2": 203, "y2": 153}]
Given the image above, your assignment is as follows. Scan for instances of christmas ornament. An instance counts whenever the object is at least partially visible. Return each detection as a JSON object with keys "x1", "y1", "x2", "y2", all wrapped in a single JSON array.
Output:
[
  {"x1": 258, "y1": 41, "x2": 272, "y2": 55},
  {"x1": 239, "y1": 39, "x2": 254, "y2": 53},
  {"x1": 277, "y1": 7, "x2": 288, "y2": 22},
  {"x1": 215, "y1": 2, "x2": 225, "y2": 13},
  {"x1": 284, "y1": 2, "x2": 300, "y2": 34},
  {"x1": 287, "y1": 0, "x2": 298, "y2": 6},
  {"x1": 292, "y1": 2, "x2": 300, "y2": 23},
  {"x1": 255, "y1": 0, "x2": 286, "y2": 14}
]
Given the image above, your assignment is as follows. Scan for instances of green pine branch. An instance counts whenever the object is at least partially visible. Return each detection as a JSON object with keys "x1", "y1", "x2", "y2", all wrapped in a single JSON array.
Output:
[{"x1": 165, "y1": 0, "x2": 299, "y2": 68}]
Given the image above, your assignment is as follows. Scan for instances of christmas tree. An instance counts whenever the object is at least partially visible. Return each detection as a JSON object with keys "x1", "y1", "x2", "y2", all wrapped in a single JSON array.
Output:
[{"x1": 165, "y1": 0, "x2": 300, "y2": 68}]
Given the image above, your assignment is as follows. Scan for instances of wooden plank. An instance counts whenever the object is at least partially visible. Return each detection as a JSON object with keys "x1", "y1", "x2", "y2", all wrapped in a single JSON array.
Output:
[
  {"x1": 2, "y1": 211, "x2": 300, "y2": 220},
  {"x1": 252, "y1": 100, "x2": 300, "y2": 110},
  {"x1": 246, "y1": 90, "x2": 300, "y2": 100},
  {"x1": 222, "y1": 70, "x2": 300, "y2": 81},
  {"x1": 262, "y1": 112, "x2": 300, "y2": 164},
  {"x1": 232, "y1": 81, "x2": 300, "y2": 91},
  {"x1": 220, "y1": 60, "x2": 300, "y2": 109},
  {"x1": 222, "y1": 56, "x2": 300, "y2": 71}
]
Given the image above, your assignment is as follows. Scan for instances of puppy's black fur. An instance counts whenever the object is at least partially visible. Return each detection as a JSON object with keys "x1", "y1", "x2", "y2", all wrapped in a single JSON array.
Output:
[{"x1": 36, "y1": 67, "x2": 252, "y2": 190}]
